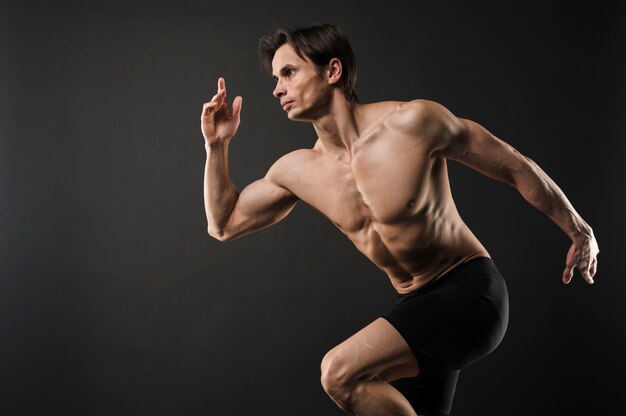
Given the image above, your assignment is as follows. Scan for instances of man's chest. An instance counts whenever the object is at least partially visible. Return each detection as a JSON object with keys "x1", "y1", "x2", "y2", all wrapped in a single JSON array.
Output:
[{"x1": 289, "y1": 135, "x2": 440, "y2": 231}]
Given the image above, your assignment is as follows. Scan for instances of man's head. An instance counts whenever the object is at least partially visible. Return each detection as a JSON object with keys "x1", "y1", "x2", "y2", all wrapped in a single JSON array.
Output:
[{"x1": 258, "y1": 23, "x2": 359, "y2": 118}]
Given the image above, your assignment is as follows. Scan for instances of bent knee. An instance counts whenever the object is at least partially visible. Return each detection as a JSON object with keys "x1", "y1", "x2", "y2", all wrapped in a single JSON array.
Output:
[{"x1": 320, "y1": 349, "x2": 354, "y2": 400}]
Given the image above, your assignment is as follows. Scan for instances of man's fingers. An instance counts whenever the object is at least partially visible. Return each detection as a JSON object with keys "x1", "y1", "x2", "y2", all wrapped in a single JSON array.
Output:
[
  {"x1": 213, "y1": 89, "x2": 226, "y2": 104},
  {"x1": 580, "y1": 255, "x2": 595, "y2": 284},
  {"x1": 202, "y1": 102, "x2": 211, "y2": 117},
  {"x1": 202, "y1": 101, "x2": 218, "y2": 116},
  {"x1": 584, "y1": 257, "x2": 597, "y2": 284},
  {"x1": 562, "y1": 239, "x2": 599, "y2": 286},
  {"x1": 202, "y1": 89, "x2": 226, "y2": 116},
  {"x1": 562, "y1": 265, "x2": 573, "y2": 284},
  {"x1": 232, "y1": 96, "x2": 242, "y2": 118},
  {"x1": 201, "y1": 96, "x2": 242, "y2": 120},
  {"x1": 201, "y1": 78, "x2": 237, "y2": 119},
  {"x1": 222, "y1": 98, "x2": 231, "y2": 115},
  {"x1": 211, "y1": 91, "x2": 222, "y2": 101}
]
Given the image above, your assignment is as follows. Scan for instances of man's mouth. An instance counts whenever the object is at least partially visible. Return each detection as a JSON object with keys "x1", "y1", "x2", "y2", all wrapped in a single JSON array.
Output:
[{"x1": 282, "y1": 101, "x2": 293, "y2": 110}]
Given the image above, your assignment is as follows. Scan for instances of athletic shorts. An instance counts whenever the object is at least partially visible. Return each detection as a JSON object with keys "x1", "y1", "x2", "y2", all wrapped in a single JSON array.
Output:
[{"x1": 381, "y1": 256, "x2": 509, "y2": 416}]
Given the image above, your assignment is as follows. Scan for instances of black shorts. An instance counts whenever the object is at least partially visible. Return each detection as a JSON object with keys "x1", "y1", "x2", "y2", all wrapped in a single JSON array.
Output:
[{"x1": 381, "y1": 256, "x2": 509, "y2": 416}]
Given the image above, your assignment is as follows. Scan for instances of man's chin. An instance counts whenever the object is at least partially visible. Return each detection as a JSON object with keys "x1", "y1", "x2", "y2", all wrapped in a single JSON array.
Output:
[{"x1": 286, "y1": 109, "x2": 312, "y2": 122}]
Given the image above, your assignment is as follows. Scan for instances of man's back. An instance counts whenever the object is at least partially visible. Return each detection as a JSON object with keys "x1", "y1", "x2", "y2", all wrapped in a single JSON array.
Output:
[{"x1": 271, "y1": 99, "x2": 489, "y2": 293}]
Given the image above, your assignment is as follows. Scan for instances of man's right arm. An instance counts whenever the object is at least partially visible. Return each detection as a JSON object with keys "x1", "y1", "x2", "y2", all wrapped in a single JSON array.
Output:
[
  {"x1": 201, "y1": 77, "x2": 298, "y2": 242},
  {"x1": 204, "y1": 141, "x2": 299, "y2": 242}
]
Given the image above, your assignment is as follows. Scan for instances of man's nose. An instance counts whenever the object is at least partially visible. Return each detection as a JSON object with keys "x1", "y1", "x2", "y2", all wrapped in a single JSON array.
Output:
[{"x1": 273, "y1": 81, "x2": 285, "y2": 98}]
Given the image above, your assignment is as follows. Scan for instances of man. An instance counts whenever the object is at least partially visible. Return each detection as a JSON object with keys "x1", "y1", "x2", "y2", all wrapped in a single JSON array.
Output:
[{"x1": 200, "y1": 23, "x2": 599, "y2": 416}]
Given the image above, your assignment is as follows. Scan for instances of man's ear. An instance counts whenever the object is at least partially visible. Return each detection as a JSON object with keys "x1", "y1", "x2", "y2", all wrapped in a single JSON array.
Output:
[{"x1": 327, "y1": 58, "x2": 343, "y2": 85}]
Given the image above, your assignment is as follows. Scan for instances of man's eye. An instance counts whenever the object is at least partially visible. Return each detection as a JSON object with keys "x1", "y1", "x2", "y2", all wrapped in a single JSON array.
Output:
[{"x1": 287, "y1": 69, "x2": 295, "y2": 76}]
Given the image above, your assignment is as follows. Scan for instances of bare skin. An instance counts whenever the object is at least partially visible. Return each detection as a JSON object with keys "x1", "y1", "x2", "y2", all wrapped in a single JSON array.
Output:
[{"x1": 201, "y1": 43, "x2": 599, "y2": 415}]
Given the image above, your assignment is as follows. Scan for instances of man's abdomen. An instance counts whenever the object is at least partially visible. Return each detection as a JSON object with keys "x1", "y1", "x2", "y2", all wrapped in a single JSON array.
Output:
[{"x1": 347, "y1": 213, "x2": 490, "y2": 294}]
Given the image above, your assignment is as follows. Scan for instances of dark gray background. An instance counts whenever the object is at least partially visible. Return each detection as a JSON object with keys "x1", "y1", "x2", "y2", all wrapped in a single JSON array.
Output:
[{"x1": 1, "y1": 0, "x2": 624, "y2": 415}]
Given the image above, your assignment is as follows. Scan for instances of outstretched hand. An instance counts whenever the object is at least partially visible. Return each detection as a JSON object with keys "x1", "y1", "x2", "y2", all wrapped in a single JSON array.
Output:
[
  {"x1": 563, "y1": 233, "x2": 599, "y2": 285},
  {"x1": 201, "y1": 77, "x2": 243, "y2": 145}
]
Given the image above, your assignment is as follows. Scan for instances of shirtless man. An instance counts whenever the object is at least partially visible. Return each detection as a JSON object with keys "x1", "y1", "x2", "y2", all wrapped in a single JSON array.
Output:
[{"x1": 200, "y1": 24, "x2": 599, "y2": 416}]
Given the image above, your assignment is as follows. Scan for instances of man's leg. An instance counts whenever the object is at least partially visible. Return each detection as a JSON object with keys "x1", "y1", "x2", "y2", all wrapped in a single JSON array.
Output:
[{"x1": 320, "y1": 317, "x2": 421, "y2": 416}]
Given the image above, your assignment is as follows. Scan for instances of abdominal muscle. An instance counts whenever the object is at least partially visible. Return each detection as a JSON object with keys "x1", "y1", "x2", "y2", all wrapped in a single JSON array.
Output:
[{"x1": 343, "y1": 205, "x2": 490, "y2": 294}]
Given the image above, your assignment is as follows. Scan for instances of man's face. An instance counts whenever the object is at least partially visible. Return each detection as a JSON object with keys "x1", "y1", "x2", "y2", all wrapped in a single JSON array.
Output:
[{"x1": 271, "y1": 43, "x2": 331, "y2": 121}]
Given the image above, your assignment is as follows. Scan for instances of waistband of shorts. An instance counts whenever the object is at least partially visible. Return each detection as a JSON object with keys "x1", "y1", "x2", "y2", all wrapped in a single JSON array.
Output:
[{"x1": 396, "y1": 256, "x2": 495, "y2": 301}]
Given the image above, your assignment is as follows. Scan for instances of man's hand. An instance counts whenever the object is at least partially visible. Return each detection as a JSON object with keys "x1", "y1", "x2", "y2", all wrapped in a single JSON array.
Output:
[
  {"x1": 201, "y1": 77, "x2": 243, "y2": 145},
  {"x1": 563, "y1": 233, "x2": 599, "y2": 285}
]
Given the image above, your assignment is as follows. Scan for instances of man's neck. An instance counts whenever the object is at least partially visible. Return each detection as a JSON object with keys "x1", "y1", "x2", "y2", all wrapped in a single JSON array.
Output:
[{"x1": 312, "y1": 95, "x2": 362, "y2": 158}]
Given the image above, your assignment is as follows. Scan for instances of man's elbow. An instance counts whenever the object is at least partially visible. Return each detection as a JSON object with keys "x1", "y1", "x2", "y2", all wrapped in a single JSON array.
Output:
[{"x1": 207, "y1": 226, "x2": 232, "y2": 242}]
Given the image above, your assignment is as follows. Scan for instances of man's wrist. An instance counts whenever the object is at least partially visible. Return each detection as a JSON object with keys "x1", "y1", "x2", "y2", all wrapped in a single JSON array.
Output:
[
  {"x1": 569, "y1": 220, "x2": 594, "y2": 242},
  {"x1": 205, "y1": 139, "x2": 229, "y2": 152}
]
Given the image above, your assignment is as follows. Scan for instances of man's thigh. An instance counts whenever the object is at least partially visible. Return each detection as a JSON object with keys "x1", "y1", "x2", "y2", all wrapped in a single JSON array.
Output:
[{"x1": 321, "y1": 317, "x2": 420, "y2": 382}]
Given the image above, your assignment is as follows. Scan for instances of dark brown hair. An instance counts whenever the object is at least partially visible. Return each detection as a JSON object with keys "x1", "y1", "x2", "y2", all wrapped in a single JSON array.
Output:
[{"x1": 258, "y1": 23, "x2": 359, "y2": 103}]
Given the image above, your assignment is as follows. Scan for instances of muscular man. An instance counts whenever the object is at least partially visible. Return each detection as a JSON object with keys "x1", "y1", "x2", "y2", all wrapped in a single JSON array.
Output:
[{"x1": 200, "y1": 24, "x2": 599, "y2": 416}]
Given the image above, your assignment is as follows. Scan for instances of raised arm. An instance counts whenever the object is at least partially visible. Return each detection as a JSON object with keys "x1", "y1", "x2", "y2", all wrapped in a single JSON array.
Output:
[
  {"x1": 201, "y1": 77, "x2": 299, "y2": 242},
  {"x1": 419, "y1": 100, "x2": 599, "y2": 285}
]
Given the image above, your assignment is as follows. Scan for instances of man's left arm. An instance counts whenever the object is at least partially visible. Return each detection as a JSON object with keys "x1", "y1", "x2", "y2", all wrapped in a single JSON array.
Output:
[{"x1": 430, "y1": 109, "x2": 599, "y2": 285}]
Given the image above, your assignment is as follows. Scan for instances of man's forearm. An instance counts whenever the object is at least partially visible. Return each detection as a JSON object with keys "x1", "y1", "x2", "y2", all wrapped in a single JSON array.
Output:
[
  {"x1": 513, "y1": 156, "x2": 593, "y2": 241},
  {"x1": 204, "y1": 141, "x2": 239, "y2": 237}
]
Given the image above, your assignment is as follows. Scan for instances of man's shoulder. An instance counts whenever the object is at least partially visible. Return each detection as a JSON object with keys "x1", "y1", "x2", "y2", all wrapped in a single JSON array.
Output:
[
  {"x1": 266, "y1": 148, "x2": 317, "y2": 185},
  {"x1": 276, "y1": 147, "x2": 318, "y2": 165},
  {"x1": 365, "y1": 98, "x2": 442, "y2": 114},
  {"x1": 385, "y1": 99, "x2": 461, "y2": 136},
  {"x1": 387, "y1": 99, "x2": 447, "y2": 124}
]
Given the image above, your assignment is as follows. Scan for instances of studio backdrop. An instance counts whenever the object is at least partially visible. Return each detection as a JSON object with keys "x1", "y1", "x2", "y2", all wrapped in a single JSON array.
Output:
[{"x1": 1, "y1": 1, "x2": 624, "y2": 415}]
